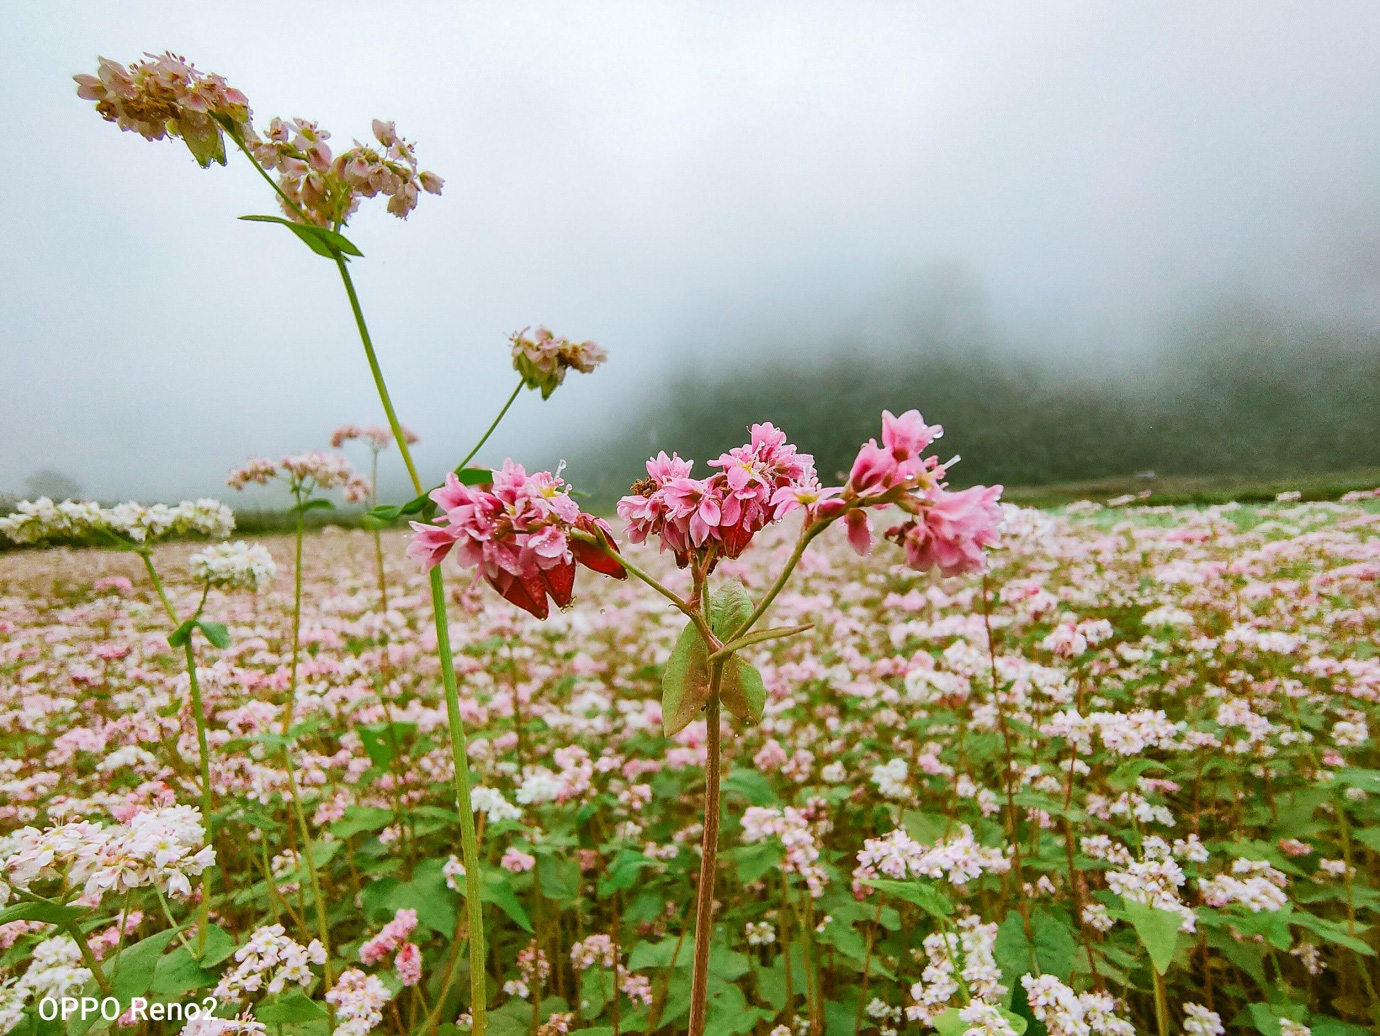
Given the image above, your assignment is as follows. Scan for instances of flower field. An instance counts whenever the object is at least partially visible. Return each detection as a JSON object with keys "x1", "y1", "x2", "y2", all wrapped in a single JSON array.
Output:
[{"x1": 3, "y1": 495, "x2": 1379, "y2": 1035}]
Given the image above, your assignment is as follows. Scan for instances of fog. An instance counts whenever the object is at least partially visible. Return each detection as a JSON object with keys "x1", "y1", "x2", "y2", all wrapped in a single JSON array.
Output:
[{"x1": 3, "y1": 2, "x2": 1379, "y2": 501}]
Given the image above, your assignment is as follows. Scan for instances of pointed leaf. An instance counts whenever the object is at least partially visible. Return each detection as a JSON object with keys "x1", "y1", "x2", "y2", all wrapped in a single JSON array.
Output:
[
  {"x1": 1122, "y1": 898, "x2": 1182, "y2": 975},
  {"x1": 708, "y1": 580, "x2": 753, "y2": 639},
  {"x1": 862, "y1": 878, "x2": 954, "y2": 919},
  {"x1": 662, "y1": 620, "x2": 712, "y2": 736},
  {"x1": 709, "y1": 624, "x2": 812, "y2": 661},
  {"x1": 237, "y1": 215, "x2": 364, "y2": 259},
  {"x1": 719, "y1": 656, "x2": 766, "y2": 725},
  {"x1": 197, "y1": 620, "x2": 231, "y2": 649}
]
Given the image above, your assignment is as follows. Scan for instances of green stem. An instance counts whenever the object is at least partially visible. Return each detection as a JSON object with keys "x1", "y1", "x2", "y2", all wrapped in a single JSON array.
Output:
[
  {"x1": 182, "y1": 639, "x2": 215, "y2": 955},
  {"x1": 686, "y1": 671, "x2": 724, "y2": 1036},
  {"x1": 64, "y1": 923, "x2": 112, "y2": 996},
  {"x1": 455, "y1": 382, "x2": 523, "y2": 474},
  {"x1": 729, "y1": 519, "x2": 825, "y2": 639},
  {"x1": 334, "y1": 254, "x2": 488, "y2": 1036},
  {"x1": 571, "y1": 531, "x2": 711, "y2": 642}
]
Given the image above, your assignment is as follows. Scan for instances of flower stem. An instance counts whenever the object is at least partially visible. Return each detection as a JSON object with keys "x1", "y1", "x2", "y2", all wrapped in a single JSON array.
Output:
[
  {"x1": 64, "y1": 922, "x2": 112, "y2": 996},
  {"x1": 181, "y1": 639, "x2": 215, "y2": 955},
  {"x1": 455, "y1": 381, "x2": 523, "y2": 473},
  {"x1": 333, "y1": 254, "x2": 488, "y2": 1036},
  {"x1": 687, "y1": 670, "x2": 724, "y2": 1036},
  {"x1": 729, "y1": 519, "x2": 825, "y2": 639}
]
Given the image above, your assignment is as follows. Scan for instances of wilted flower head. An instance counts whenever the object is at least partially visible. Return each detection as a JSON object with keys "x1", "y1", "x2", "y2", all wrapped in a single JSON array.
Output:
[
  {"x1": 250, "y1": 115, "x2": 443, "y2": 227},
  {"x1": 228, "y1": 451, "x2": 371, "y2": 502},
  {"x1": 190, "y1": 540, "x2": 277, "y2": 592},
  {"x1": 331, "y1": 424, "x2": 417, "y2": 450},
  {"x1": 511, "y1": 327, "x2": 608, "y2": 399},
  {"x1": 407, "y1": 462, "x2": 626, "y2": 618},
  {"x1": 74, "y1": 52, "x2": 252, "y2": 167}
]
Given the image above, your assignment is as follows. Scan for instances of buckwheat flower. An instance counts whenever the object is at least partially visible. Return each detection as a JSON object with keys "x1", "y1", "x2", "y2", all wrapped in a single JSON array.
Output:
[
  {"x1": 215, "y1": 924, "x2": 327, "y2": 1003},
  {"x1": 1278, "y1": 1023, "x2": 1310, "y2": 1036},
  {"x1": 1198, "y1": 858, "x2": 1288, "y2": 912},
  {"x1": 360, "y1": 908, "x2": 418, "y2": 965},
  {"x1": 510, "y1": 326, "x2": 608, "y2": 398},
  {"x1": 570, "y1": 934, "x2": 617, "y2": 971},
  {"x1": 501, "y1": 847, "x2": 537, "y2": 873},
  {"x1": 745, "y1": 921, "x2": 776, "y2": 946},
  {"x1": 1182, "y1": 1004, "x2": 1224, "y2": 1036},
  {"x1": 394, "y1": 942, "x2": 422, "y2": 987},
  {"x1": 958, "y1": 1001, "x2": 1020, "y2": 1036},
  {"x1": 74, "y1": 52, "x2": 252, "y2": 167},
  {"x1": 326, "y1": 968, "x2": 393, "y2": 1036},
  {"x1": 407, "y1": 462, "x2": 625, "y2": 618},
  {"x1": 190, "y1": 540, "x2": 277, "y2": 592}
]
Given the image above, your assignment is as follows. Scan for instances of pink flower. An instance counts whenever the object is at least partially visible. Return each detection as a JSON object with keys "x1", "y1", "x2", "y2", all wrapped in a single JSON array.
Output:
[
  {"x1": 887, "y1": 484, "x2": 1004, "y2": 576},
  {"x1": 407, "y1": 462, "x2": 625, "y2": 619},
  {"x1": 394, "y1": 942, "x2": 422, "y2": 987},
  {"x1": 501, "y1": 848, "x2": 537, "y2": 873}
]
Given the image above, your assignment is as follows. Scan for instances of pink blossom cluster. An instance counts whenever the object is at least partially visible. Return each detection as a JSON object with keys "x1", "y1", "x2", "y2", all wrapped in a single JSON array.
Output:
[
  {"x1": 331, "y1": 423, "x2": 418, "y2": 450},
  {"x1": 74, "y1": 52, "x2": 250, "y2": 166},
  {"x1": 359, "y1": 908, "x2": 420, "y2": 984},
  {"x1": 228, "y1": 451, "x2": 371, "y2": 503},
  {"x1": 326, "y1": 968, "x2": 393, "y2": 1036},
  {"x1": 852, "y1": 825, "x2": 1010, "y2": 891},
  {"x1": 250, "y1": 116, "x2": 443, "y2": 227},
  {"x1": 510, "y1": 326, "x2": 609, "y2": 399},
  {"x1": 1198, "y1": 858, "x2": 1289, "y2": 912},
  {"x1": 905, "y1": 916, "x2": 1006, "y2": 1024},
  {"x1": 740, "y1": 804, "x2": 828, "y2": 897},
  {"x1": 1021, "y1": 974, "x2": 1135, "y2": 1036},
  {"x1": 408, "y1": 462, "x2": 626, "y2": 619},
  {"x1": 617, "y1": 423, "x2": 818, "y2": 566}
]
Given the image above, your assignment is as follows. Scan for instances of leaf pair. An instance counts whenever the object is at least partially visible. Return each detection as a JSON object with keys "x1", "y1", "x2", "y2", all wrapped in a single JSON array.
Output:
[
  {"x1": 168, "y1": 619, "x2": 230, "y2": 650},
  {"x1": 662, "y1": 581, "x2": 768, "y2": 737},
  {"x1": 365, "y1": 468, "x2": 493, "y2": 525}
]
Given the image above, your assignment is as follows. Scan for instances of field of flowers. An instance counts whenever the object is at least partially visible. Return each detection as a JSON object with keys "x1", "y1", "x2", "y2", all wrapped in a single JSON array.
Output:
[{"x1": 3, "y1": 492, "x2": 1380, "y2": 1036}]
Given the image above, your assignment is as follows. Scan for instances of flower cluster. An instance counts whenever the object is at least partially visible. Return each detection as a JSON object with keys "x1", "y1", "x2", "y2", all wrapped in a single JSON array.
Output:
[
  {"x1": 1199, "y1": 858, "x2": 1289, "y2": 912},
  {"x1": 853, "y1": 825, "x2": 1010, "y2": 890},
  {"x1": 0, "y1": 807, "x2": 214, "y2": 906},
  {"x1": 0, "y1": 497, "x2": 234, "y2": 546},
  {"x1": 510, "y1": 326, "x2": 608, "y2": 398},
  {"x1": 741, "y1": 805, "x2": 828, "y2": 898},
  {"x1": 905, "y1": 916, "x2": 1006, "y2": 1024},
  {"x1": 228, "y1": 451, "x2": 370, "y2": 502},
  {"x1": 250, "y1": 116, "x2": 443, "y2": 226},
  {"x1": 359, "y1": 908, "x2": 421, "y2": 984},
  {"x1": 1021, "y1": 974, "x2": 1135, "y2": 1036},
  {"x1": 190, "y1": 540, "x2": 277, "y2": 592},
  {"x1": 74, "y1": 52, "x2": 251, "y2": 167},
  {"x1": 214, "y1": 924, "x2": 327, "y2": 1002},
  {"x1": 331, "y1": 424, "x2": 418, "y2": 450},
  {"x1": 617, "y1": 423, "x2": 817, "y2": 565},
  {"x1": 408, "y1": 462, "x2": 626, "y2": 618},
  {"x1": 325, "y1": 968, "x2": 393, "y2": 1036}
]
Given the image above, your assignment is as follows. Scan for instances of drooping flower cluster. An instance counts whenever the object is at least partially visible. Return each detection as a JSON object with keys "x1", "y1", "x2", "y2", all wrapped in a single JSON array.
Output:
[
  {"x1": 250, "y1": 116, "x2": 443, "y2": 226},
  {"x1": 0, "y1": 497, "x2": 234, "y2": 547},
  {"x1": 1199, "y1": 858, "x2": 1289, "y2": 912},
  {"x1": 190, "y1": 540, "x2": 277, "y2": 592},
  {"x1": 617, "y1": 423, "x2": 818, "y2": 565},
  {"x1": 407, "y1": 462, "x2": 626, "y2": 618},
  {"x1": 359, "y1": 908, "x2": 421, "y2": 984},
  {"x1": 0, "y1": 806, "x2": 214, "y2": 906},
  {"x1": 325, "y1": 968, "x2": 393, "y2": 1036},
  {"x1": 331, "y1": 424, "x2": 418, "y2": 450},
  {"x1": 510, "y1": 326, "x2": 608, "y2": 399},
  {"x1": 214, "y1": 924, "x2": 328, "y2": 1003},
  {"x1": 227, "y1": 451, "x2": 371, "y2": 503},
  {"x1": 73, "y1": 52, "x2": 251, "y2": 167}
]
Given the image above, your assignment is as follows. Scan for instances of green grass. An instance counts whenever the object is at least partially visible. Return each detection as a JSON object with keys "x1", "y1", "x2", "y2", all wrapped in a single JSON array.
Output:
[{"x1": 1000, "y1": 466, "x2": 1380, "y2": 509}]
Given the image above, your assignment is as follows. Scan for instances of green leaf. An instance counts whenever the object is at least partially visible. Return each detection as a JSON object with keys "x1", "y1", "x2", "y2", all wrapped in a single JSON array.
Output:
[
  {"x1": 257, "y1": 993, "x2": 328, "y2": 1023},
  {"x1": 238, "y1": 214, "x2": 365, "y2": 259},
  {"x1": 862, "y1": 878, "x2": 954, "y2": 919},
  {"x1": 708, "y1": 580, "x2": 754, "y2": 639},
  {"x1": 453, "y1": 467, "x2": 494, "y2": 486},
  {"x1": 357, "y1": 721, "x2": 414, "y2": 768},
  {"x1": 719, "y1": 656, "x2": 767, "y2": 726},
  {"x1": 1290, "y1": 912, "x2": 1375, "y2": 956},
  {"x1": 367, "y1": 504, "x2": 402, "y2": 522},
  {"x1": 151, "y1": 946, "x2": 219, "y2": 995},
  {"x1": 477, "y1": 869, "x2": 533, "y2": 932},
  {"x1": 721, "y1": 769, "x2": 779, "y2": 806},
  {"x1": 628, "y1": 936, "x2": 686, "y2": 970},
  {"x1": 297, "y1": 498, "x2": 335, "y2": 513},
  {"x1": 662, "y1": 620, "x2": 712, "y2": 736},
  {"x1": 197, "y1": 620, "x2": 231, "y2": 649},
  {"x1": 111, "y1": 928, "x2": 181, "y2": 1002},
  {"x1": 180, "y1": 115, "x2": 227, "y2": 168},
  {"x1": 733, "y1": 842, "x2": 783, "y2": 884},
  {"x1": 709, "y1": 624, "x2": 812, "y2": 660},
  {"x1": 329, "y1": 805, "x2": 396, "y2": 840},
  {"x1": 1333, "y1": 769, "x2": 1380, "y2": 794},
  {"x1": 0, "y1": 901, "x2": 88, "y2": 925},
  {"x1": 167, "y1": 618, "x2": 196, "y2": 648},
  {"x1": 1122, "y1": 898, "x2": 1182, "y2": 975}
]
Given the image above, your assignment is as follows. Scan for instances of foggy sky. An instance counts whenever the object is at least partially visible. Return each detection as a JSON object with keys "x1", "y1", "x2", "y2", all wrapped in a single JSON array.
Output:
[{"x1": 3, "y1": 2, "x2": 1379, "y2": 502}]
